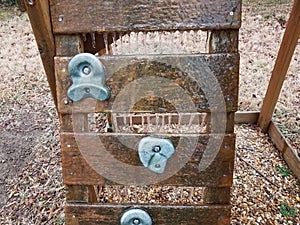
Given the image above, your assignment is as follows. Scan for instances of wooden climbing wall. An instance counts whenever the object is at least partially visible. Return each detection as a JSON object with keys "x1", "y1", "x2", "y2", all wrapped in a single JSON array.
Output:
[{"x1": 49, "y1": 0, "x2": 241, "y2": 224}]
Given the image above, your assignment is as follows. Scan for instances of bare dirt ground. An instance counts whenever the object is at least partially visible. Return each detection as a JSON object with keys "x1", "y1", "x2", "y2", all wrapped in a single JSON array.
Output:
[{"x1": 0, "y1": 1, "x2": 299, "y2": 224}]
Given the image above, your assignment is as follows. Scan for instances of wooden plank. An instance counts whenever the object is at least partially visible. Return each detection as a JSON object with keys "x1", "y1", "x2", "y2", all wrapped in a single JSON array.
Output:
[
  {"x1": 55, "y1": 35, "x2": 84, "y2": 56},
  {"x1": 258, "y1": 0, "x2": 300, "y2": 132},
  {"x1": 235, "y1": 111, "x2": 260, "y2": 124},
  {"x1": 66, "y1": 203, "x2": 231, "y2": 225},
  {"x1": 206, "y1": 112, "x2": 235, "y2": 134},
  {"x1": 66, "y1": 185, "x2": 89, "y2": 203},
  {"x1": 55, "y1": 34, "x2": 97, "y2": 204},
  {"x1": 61, "y1": 133, "x2": 235, "y2": 187},
  {"x1": 50, "y1": 0, "x2": 241, "y2": 33},
  {"x1": 209, "y1": 30, "x2": 239, "y2": 53},
  {"x1": 25, "y1": 1, "x2": 57, "y2": 108},
  {"x1": 203, "y1": 187, "x2": 231, "y2": 204},
  {"x1": 55, "y1": 54, "x2": 239, "y2": 113},
  {"x1": 268, "y1": 121, "x2": 300, "y2": 181}
]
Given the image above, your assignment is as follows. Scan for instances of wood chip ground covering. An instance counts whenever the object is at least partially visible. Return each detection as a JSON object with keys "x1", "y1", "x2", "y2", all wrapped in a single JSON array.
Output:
[{"x1": 0, "y1": 1, "x2": 299, "y2": 224}]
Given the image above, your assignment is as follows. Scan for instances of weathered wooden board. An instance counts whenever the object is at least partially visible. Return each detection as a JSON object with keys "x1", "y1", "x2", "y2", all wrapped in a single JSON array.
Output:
[
  {"x1": 258, "y1": 0, "x2": 300, "y2": 132},
  {"x1": 50, "y1": 0, "x2": 241, "y2": 33},
  {"x1": 209, "y1": 30, "x2": 239, "y2": 53},
  {"x1": 55, "y1": 54, "x2": 239, "y2": 113},
  {"x1": 61, "y1": 133, "x2": 235, "y2": 186},
  {"x1": 203, "y1": 187, "x2": 231, "y2": 204},
  {"x1": 235, "y1": 111, "x2": 260, "y2": 124},
  {"x1": 66, "y1": 203, "x2": 231, "y2": 225},
  {"x1": 26, "y1": 1, "x2": 57, "y2": 108},
  {"x1": 268, "y1": 121, "x2": 300, "y2": 181}
]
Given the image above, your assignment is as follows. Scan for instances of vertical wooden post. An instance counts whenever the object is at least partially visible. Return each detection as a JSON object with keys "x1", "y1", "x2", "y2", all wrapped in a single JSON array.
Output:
[
  {"x1": 54, "y1": 35, "x2": 100, "y2": 212},
  {"x1": 258, "y1": 0, "x2": 300, "y2": 132},
  {"x1": 203, "y1": 29, "x2": 239, "y2": 206},
  {"x1": 25, "y1": 1, "x2": 57, "y2": 108}
]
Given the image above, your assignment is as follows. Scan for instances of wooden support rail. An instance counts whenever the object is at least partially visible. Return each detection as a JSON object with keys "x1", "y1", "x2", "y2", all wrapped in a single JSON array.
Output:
[
  {"x1": 25, "y1": 1, "x2": 57, "y2": 108},
  {"x1": 258, "y1": 0, "x2": 300, "y2": 132}
]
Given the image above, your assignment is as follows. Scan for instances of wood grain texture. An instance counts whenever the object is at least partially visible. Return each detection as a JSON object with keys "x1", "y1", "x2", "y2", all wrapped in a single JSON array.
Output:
[
  {"x1": 55, "y1": 35, "x2": 84, "y2": 56},
  {"x1": 50, "y1": 0, "x2": 241, "y2": 33},
  {"x1": 26, "y1": 1, "x2": 57, "y2": 108},
  {"x1": 203, "y1": 187, "x2": 231, "y2": 204},
  {"x1": 209, "y1": 30, "x2": 239, "y2": 53},
  {"x1": 61, "y1": 133, "x2": 235, "y2": 186},
  {"x1": 268, "y1": 121, "x2": 300, "y2": 181},
  {"x1": 258, "y1": 0, "x2": 300, "y2": 132},
  {"x1": 234, "y1": 111, "x2": 260, "y2": 124},
  {"x1": 55, "y1": 54, "x2": 239, "y2": 113},
  {"x1": 66, "y1": 204, "x2": 231, "y2": 225},
  {"x1": 66, "y1": 185, "x2": 89, "y2": 203}
]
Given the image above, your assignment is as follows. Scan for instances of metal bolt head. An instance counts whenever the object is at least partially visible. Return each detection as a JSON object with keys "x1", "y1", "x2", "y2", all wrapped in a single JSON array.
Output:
[
  {"x1": 84, "y1": 87, "x2": 90, "y2": 93},
  {"x1": 27, "y1": 0, "x2": 35, "y2": 6},
  {"x1": 132, "y1": 218, "x2": 140, "y2": 225},
  {"x1": 58, "y1": 16, "x2": 63, "y2": 22},
  {"x1": 229, "y1": 11, "x2": 234, "y2": 16},
  {"x1": 152, "y1": 145, "x2": 161, "y2": 153},
  {"x1": 82, "y1": 66, "x2": 91, "y2": 75},
  {"x1": 63, "y1": 98, "x2": 69, "y2": 105}
]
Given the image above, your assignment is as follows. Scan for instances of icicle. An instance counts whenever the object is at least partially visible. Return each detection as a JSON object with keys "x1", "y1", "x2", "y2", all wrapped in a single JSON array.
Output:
[
  {"x1": 158, "y1": 31, "x2": 162, "y2": 54},
  {"x1": 91, "y1": 33, "x2": 96, "y2": 49},
  {"x1": 141, "y1": 114, "x2": 145, "y2": 130},
  {"x1": 189, "y1": 187, "x2": 194, "y2": 203},
  {"x1": 82, "y1": 33, "x2": 87, "y2": 42},
  {"x1": 133, "y1": 186, "x2": 138, "y2": 203},
  {"x1": 103, "y1": 32, "x2": 109, "y2": 54},
  {"x1": 124, "y1": 186, "x2": 129, "y2": 201},
  {"x1": 128, "y1": 32, "x2": 131, "y2": 55},
  {"x1": 147, "y1": 114, "x2": 151, "y2": 126},
  {"x1": 112, "y1": 32, "x2": 117, "y2": 55},
  {"x1": 115, "y1": 186, "x2": 121, "y2": 203},
  {"x1": 136, "y1": 32, "x2": 139, "y2": 53},
  {"x1": 112, "y1": 114, "x2": 118, "y2": 132},
  {"x1": 201, "y1": 113, "x2": 207, "y2": 132},
  {"x1": 205, "y1": 31, "x2": 211, "y2": 53},
  {"x1": 142, "y1": 32, "x2": 147, "y2": 54},
  {"x1": 119, "y1": 32, "x2": 123, "y2": 48},
  {"x1": 188, "y1": 113, "x2": 195, "y2": 127},
  {"x1": 168, "y1": 114, "x2": 172, "y2": 126},
  {"x1": 129, "y1": 114, "x2": 133, "y2": 127},
  {"x1": 123, "y1": 113, "x2": 127, "y2": 126},
  {"x1": 161, "y1": 114, "x2": 165, "y2": 130},
  {"x1": 155, "y1": 114, "x2": 159, "y2": 132},
  {"x1": 105, "y1": 185, "x2": 110, "y2": 199},
  {"x1": 178, "y1": 113, "x2": 182, "y2": 126}
]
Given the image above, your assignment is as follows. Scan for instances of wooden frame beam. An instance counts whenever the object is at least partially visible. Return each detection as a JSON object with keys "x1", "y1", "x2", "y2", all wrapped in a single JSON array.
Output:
[
  {"x1": 258, "y1": 0, "x2": 300, "y2": 132},
  {"x1": 25, "y1": 1, "x2": 57, "y2": 108},
  {"x1": 268, "y1": 121, "x2": 300, "y2": 180}
]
